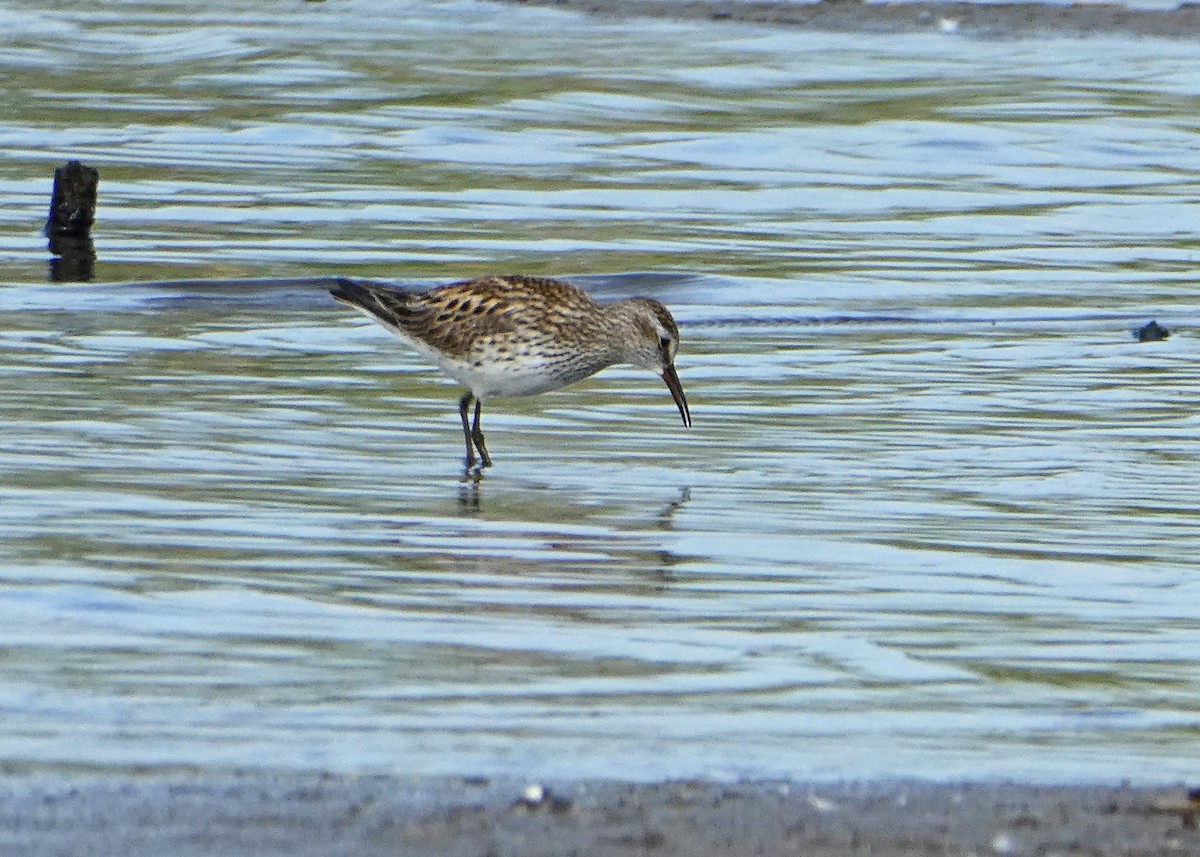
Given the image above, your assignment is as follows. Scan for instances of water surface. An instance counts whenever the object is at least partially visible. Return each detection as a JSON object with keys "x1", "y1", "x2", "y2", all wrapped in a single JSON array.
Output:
[{"x1": 2, "y1": 0, "x2": 1199, "y2": 782}]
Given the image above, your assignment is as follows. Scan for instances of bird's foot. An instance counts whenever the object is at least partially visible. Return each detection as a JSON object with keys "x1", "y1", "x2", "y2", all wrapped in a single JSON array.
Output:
[{"x1": 461, "y1": 463, "x2": 484, "y2": 484}]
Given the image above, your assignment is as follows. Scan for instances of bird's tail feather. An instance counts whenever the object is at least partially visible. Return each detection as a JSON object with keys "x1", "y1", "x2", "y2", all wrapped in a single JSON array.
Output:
[
  {"x1": 330, "y1": 277, "x2": 387, "y2": 308},
  {"x1": 329, "y1": 278, "x2": 414, "y2": 328}
]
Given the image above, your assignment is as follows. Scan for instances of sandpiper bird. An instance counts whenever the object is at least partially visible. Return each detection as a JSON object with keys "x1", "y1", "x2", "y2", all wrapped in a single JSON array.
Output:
[{"x1": 330, "y1": 275, "x2": 691, "y2": 469}]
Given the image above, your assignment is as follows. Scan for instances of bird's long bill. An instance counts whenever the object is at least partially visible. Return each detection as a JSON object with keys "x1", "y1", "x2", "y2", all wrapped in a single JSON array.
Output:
[{"x1": 661, "y1": 363, "x2": 691, "y2": 428}]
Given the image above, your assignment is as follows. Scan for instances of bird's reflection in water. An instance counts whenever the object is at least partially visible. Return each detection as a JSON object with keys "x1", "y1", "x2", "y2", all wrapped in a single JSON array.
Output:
[
  {"x1": 453, "y1": 475, "x2": 692, "y2": 581},
  {"x1": 458, "y1": 466, "x2": 484, "y2": 511},
  {"x1": 650, "y1": 487, "x2": 691, "y2": 581},
  {"x1": 656, "y1": 487, "x2": 690, "y2": 530}
]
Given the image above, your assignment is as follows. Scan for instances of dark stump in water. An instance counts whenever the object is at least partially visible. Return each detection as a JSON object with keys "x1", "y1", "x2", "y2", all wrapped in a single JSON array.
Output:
[
  {"x1": 45, "y1": 161, "x2": 98, "y2": 282},
  {"x1": 45, "y1": 160, "x2": 98, "y2": 239}
]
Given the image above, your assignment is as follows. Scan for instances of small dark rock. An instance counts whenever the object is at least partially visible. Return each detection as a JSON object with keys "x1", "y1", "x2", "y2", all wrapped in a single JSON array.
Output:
[{"x1": 1134, "y1": 321, "x2": 1170, "y2": 342}]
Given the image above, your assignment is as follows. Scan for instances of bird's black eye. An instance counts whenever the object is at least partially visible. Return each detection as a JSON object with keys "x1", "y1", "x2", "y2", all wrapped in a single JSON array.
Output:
[{"x1": 659, "y1": 336, "x2": 672, "y2": 350}]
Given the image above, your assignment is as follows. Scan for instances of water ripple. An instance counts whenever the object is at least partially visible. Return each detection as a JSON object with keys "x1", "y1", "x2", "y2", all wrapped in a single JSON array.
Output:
[{"x1": 2, "y1": 0, "x2": 1199, "y2": 783}]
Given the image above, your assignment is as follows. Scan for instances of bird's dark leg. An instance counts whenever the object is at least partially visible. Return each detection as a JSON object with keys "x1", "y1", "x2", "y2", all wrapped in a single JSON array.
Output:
[
  {"x1": 459, "y1": 391, "x2": 477, "y2": 470},
  {"x1": 471, "y1": 398, "x2": 492, "y2": 468}
]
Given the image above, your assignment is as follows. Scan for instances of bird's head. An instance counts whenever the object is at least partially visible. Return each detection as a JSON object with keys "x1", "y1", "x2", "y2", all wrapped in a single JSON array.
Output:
[{"x1": 622, "y1": 298, "x2": 691, "y2": 428}]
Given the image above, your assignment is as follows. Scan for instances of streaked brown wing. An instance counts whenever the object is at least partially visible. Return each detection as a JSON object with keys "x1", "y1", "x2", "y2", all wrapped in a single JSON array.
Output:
[{"x1": 331, "y1": 275, "x2": 598, "y2": 359}]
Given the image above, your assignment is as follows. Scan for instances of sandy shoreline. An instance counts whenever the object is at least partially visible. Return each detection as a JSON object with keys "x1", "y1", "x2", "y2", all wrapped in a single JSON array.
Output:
[
  {"x1": 499, "y1": 0, "x2": 1200, "y2": 38},
  {"x1": 2, "y1": 773, "x2": 1198, "y2": 856}
]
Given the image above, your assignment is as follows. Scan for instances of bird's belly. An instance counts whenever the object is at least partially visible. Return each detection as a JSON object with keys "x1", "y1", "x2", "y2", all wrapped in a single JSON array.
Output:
[{"x1": 436, "y1": 353, "x2": 597, "y2": 399}]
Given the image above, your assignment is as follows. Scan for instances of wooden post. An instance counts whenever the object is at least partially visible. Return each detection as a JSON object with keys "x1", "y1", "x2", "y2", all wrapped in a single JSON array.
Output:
[{"x1": 45, "y1": 161, "x2": 98, "y2": 282}]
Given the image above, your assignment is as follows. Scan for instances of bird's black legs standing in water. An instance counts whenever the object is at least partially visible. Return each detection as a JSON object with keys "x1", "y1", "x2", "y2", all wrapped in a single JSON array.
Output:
[
  {"x1": 471, "y1": 398, "x2": 492, "y2": 469},
  {"x1": 458, "y1": 392, "x2": 493, "y2": 471},
  {"x1": 458, "y1": 392, "x2": 476, "y2": 469}
]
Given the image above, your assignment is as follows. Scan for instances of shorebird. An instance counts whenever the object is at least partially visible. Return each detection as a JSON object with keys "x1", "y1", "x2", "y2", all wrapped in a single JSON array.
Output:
[{"x1": 330, "y1": 275, "x2": 691, "y2": 469}]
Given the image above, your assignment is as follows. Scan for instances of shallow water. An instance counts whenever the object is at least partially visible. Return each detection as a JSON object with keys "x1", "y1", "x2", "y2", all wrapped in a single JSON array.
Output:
[{"x1": 2, "y1": 0, "x2": 1200, "y2": 783}]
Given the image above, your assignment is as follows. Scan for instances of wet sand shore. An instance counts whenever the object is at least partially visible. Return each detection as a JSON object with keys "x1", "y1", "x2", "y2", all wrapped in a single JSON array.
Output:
[
  {"x1": 500, "y1": 0, "x2": 1200, "y2": 38},
  {"x1": 2, "y1": 773, "x2": 1198, "y2": 856}
]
